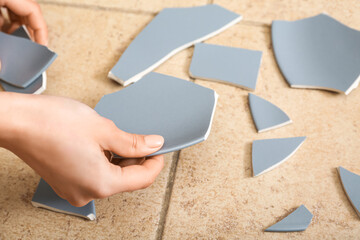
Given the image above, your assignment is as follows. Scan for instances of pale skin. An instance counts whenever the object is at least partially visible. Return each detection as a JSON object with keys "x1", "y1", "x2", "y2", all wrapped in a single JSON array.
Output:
[{"x1": 0, "y1": 0, "x2": 165, "y2": 207}]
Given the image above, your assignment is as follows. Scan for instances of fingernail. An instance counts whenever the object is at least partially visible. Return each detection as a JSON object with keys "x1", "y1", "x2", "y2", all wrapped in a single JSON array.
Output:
[{"x1": 144, "y1": 135, "x2": 164, "y2": 148}]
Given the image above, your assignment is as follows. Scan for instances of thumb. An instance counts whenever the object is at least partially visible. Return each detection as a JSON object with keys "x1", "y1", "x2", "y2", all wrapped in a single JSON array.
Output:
[{"x1": 104, "y1": 122, "x2": 164, "y2": 158}]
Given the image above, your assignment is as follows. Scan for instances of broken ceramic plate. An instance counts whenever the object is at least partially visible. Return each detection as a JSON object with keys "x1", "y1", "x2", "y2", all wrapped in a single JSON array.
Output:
[
  {"x1": 266, "y1": 205, "x2": 313, "y2": 232},
  {"x1": 0, "y1": 26, "x2": 46, "y2": 94},
  {"x1": 32, "y1": 178, "x2": 96, "y2": 220},
  {"x1": 248, "y1": 93, "x2": 291, "y2": 132},
  {"x1": 272, "y1": 13, "x2": 360, "y2": 95},
  {"x1": 189, "y1": 43, "x2": 262, "y2": 90},
  {"x1": 0, "y1": 27, "x2": 56, "y2": 88},
  {"x1": 96, "y1": 72, "x2": 218, "y2": 156},
  {"x1": 252, "y1": 136, "x2": 306, "y2": 176},
  {"x1": 109, "y1": 4, "x2": 242, "y2": 86},
  {"x1": 338, "y1": 166, "x2": 360, "y2": 218}
]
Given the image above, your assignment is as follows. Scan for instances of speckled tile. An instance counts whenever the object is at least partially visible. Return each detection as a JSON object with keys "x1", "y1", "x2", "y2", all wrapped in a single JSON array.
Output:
[
  {"x1": 214, "y1": 0, "x2": 360, "y2": 29},
  {"x1": 162, "y1": 23, "x2": 360, "y2": 239},
  {"x1": 38, "y1": 0, "x2": 208, "y2": 14},
  {"x1": 0, "y1": 4, "x2": 178, "y2": 240}
]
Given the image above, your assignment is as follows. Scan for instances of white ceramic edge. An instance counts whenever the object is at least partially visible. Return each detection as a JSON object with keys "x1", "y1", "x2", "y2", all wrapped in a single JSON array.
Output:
[
  {"x1": 33, "y1": 72, "x2": 47, "y2": 95},
  {"x1": 345, "y1": 75, "x2": 360, "y2": 95},
  {"x1": 258, "y1": 119, "x2": 293, "y2": 133},
  {"x1": 337, "y1": 167, "x2": 360, "y2": 218},
  {"x1": 253, "y1": 137, "x2": 306, "y2": 177},
  {"x1": 188, "y1": 72, "x2": 254, "y2": 91},
  {"x1": 31, "y1": 201, "x2": 96, "y2": 221},
  {"x1": 109, "y1": 15, "x2": 243, "y2": 86},
  {"x1": 204, "y1": 91, "x2": 219, "y2": 140}
]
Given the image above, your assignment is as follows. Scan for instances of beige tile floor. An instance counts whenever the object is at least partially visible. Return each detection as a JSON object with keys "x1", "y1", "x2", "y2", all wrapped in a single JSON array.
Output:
[{"x1": 0, "y1": 0, "x2": 360, "y2": 239}]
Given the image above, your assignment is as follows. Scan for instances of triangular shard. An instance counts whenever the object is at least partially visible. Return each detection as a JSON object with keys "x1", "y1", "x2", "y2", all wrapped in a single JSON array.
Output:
[
  {"x1": 272, "y1": 13, "x2": 360, "y2": 95},
  {"x1": 248, "y1": 93, "x2": 291, "y2": 132},
  {"x1": 96, "y1": 72, "x2": 218, "y2": 156},
  {"x1": 31, "y1": 179, "x2": 96, "y2": 220},
  {"x1": 189, "y1": 43, "x2": 262, "y2": 90},
  {"x1": 266, "y1": 205, "x2": 313, "y2": 232},
  {"x1": 109, "y1": 4, "x2": 242, "y2": 86},
  {"x1": 252, "y1": 136, "x2": 306, "y2": 176},
  {"x1": 338, "y1": 166, "x2": 360, "y2": 218},
  {"x1": 0, "y1": 26, "x2": 46, "y2": 94},
  {"x1": 0, "y1": 28, "x2": 56, "y2": 88}
]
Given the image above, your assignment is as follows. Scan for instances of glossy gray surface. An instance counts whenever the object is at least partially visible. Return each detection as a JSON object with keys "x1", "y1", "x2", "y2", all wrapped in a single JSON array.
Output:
[
  {"x1": 0, "y1": 29, "x2": 56, "y2": 88},
  {"x1": 96, "y1": 72, "x2": 217, "y2": 156},
  {"x1": 252, "y1": 137, "x2": 306, "y2": 176},
  {"x1": 0, "y1": 26, "x2": 46, "y2": 94},
  {"x1": 109, "y1": 4, "x2": 241, "y2": 86},
  {"x1": 189, "y1": 43, "x2": 262, "y2": 90},
  {"x1": 265, "y1": 205, "x2": 313, "y2": 232},
  {"x1": 248, "y1": 93, "x2": 291, "y2": 132},
  {"x1": 338, "y1": 167, "x2": 360, "y2": 218},
  {"x1": 272, "y1": 14, "x2": 360, "y2": 95},
  {"x1": 31, "y1": 179, "x2": 96, "y2": 220}
]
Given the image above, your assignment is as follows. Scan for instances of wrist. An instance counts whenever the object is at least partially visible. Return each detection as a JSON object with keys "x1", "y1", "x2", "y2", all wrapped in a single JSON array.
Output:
[{"x1": 0, "y1": 92, "x2": 25, "y2": 149}]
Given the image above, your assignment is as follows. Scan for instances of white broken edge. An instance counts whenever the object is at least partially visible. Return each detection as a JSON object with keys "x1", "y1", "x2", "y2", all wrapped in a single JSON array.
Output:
[
  {"x1": 337, "y1": 167, "x2": 360, "y2": 218},
  {"x1": 258, "y1": 119, "x2": 293, "y2": 133},
  {"x1": 31, "y1": 201, "x2": 96, "y2": 221},
  {"x1": 291, "y1": 74, "x2": 360, "y2": 95},
  {"x1": 253, "y1": 137, "x2": 306, "y2": 177},
  {"x1": 188, "y1": 73, "x2": 254, "y2": 91},
  {"x1": 33, "y1": 71, "x2": 47, "y2": 95},
  {"x1": 204, "y1": 91, "x2": 219, "y2": 140},
  {"x1": 108, "y1": 15, "x2": 243, "y2": 86}
]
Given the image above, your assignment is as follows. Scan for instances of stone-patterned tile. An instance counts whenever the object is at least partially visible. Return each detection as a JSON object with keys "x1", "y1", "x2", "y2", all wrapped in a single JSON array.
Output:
[
  {"x1": 38, "y1": 0, "x2": 208, "y2": 14},
  {"x1": 162, "y1": 23, "x2": 360, "y2": 239},
  {"x1": 214, "y1": 0, "x2": 360, "y2": 28},
  {"x1": 0, "y1": 4, "x2": 177, "y2": 240}
]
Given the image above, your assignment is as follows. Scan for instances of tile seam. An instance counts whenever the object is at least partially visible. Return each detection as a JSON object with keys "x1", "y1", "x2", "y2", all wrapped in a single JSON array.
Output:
[
  {"x1": 155, "y1": 151, "x2": 181, "y2": 240},
  {"x1": 38, "y1": 1, "x2": 157, "y2": 15}
]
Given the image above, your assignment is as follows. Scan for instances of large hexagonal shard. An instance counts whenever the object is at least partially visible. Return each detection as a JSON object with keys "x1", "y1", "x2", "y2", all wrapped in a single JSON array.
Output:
[{"x1": 96, "y1": 72, "x2": 218, "y2": 156}]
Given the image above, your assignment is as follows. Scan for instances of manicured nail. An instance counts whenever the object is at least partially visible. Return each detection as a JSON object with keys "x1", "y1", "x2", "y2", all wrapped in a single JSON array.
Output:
[{"x1": 145, "y1": 135, "x2": 164, "y2": 148}]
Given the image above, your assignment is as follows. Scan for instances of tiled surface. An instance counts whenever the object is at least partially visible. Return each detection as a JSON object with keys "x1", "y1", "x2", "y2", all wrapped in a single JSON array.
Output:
[
  {"x1": 0, "y1": 4, "x2": 178, "y2": 240},
  {"x1": 1, "y1": 0, "x2": 360, "y2": 239},
  {"x1": 38, "y1": 0, "x2": 208, "y2": 14},
  {"x1": 162, "y1": 23, "x2": 360, "y2": 239},
  {"x1": 214, "y1": 0, "x2": 360, "y2": 28}
]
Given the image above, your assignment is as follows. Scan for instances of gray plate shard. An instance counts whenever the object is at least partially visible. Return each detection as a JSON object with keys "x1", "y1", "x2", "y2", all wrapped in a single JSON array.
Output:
[
  {"x1": 272, "y1": 14, "x2": 360, "y2": 95},
  {"x1": 338, "y1": 166, "x2": 360, "y2": 218},
  {"x1": 31, "y1": 178, "x2": 96, "y2": 220},
  {"x1": 248, "y1": 93, "x2": 291, "y2": 132},
  {"x1": 189, "y1": 43, "x2": 262, "y2": 90},
  {"x1": 0, "y1": 28, "x2": 56, "y2": 88},
  {"x1": 0, "y1": 26, "x2": 46, "y2": 94},
  {"x1": 96, "y1": 72, "x2": 218, "y2": 156},
  {"x1": 265, "y1": 205, "x2": 313, "y2": 232},
  {"x1": 109, "y1": 4, "x2": 242, "y2": 86},
  {"x1": 252, "y1": 137, "x2": 306, "y2": 176}
]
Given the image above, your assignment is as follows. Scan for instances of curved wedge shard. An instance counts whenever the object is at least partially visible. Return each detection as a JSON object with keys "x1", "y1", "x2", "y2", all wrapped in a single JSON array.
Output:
[
  {"x1": 266, "y1": 205, "x2": 313, "y2": 232},
  {"x1": 272, "y1": 14, "x2": 360, "y2": 95},
  {"x1": 338, "y1": 166, "x2": 360, "y2": 218},
  {"x1": 109, "y1": 4, "x2": 242, "y2": 86},
  {"x1": 189, "y1": 43, "x2": 262, "y2": 90},
  {"x1": 248, "y1": 93, "x2": 291, "y2": 132},
  {"x1": 252, "y1": 137, "x2": 306, "y2": 176},
  {"x1": 96, "y1": 72, "x2": 218, "y2": 156},
  {"x1": 0, "y1": 28, "x2": 56, "y2": 88},
  {"x1": 0, "y1": 26, "x2": 46, "y2": 94},
  {"x1": 31, "y1": 179, "x2": 96, "y2": 220}
]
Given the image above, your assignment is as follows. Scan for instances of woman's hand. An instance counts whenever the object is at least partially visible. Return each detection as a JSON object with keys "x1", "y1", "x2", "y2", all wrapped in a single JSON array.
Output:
[
  {"x1": 0, "y1": 92, "x2": 165, "y2": 207},
  {"x1": 0, "y1": 0, "x2": 48, "y2": 45}
]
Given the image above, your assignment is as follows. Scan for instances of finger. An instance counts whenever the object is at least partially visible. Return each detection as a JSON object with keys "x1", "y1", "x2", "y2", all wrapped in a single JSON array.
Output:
[
  {"x1": 104, "y1": 119, "x2": 164, "y2": 158},
  {"x1": 2, "y1": 0, "x2": 48, "y2": 45},
  {"x1": 110, "y1": 155, "x2": 164, "y2": 193},
  {"x1": 6, "y1": 22, "x2": 20, "y2": 33},
  {"x1": 111, "y1": 158, "x2": 144, "y2": 167}
]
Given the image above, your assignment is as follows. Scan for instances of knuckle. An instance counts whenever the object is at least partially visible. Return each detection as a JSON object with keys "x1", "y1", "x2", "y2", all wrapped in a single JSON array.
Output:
[{"x1": 90, "y1": 181, "x2": 111, "y2": 199}]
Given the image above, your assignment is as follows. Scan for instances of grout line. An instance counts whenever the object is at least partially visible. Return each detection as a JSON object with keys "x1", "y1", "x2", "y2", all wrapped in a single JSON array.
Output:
[
  {"x1": 38, "y1": 1, "x2": 157, "y2": 16},
  {"x1": 155, "y1": 151, "x2": 181, "y2": 240}
]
